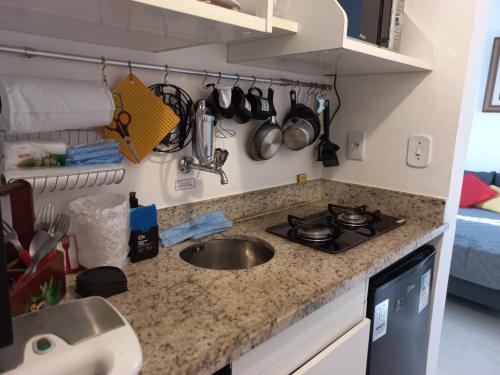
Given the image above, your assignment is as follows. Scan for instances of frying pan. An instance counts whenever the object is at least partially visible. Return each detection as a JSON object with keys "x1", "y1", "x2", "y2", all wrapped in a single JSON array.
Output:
[
  {"x1": 248, "y1": 117, "x2": 282, "y2": 161},
  {"x1": 247, "y1": 88, "x2": 282, "y2": 161},
  {"x1": 282, "y1": 90, "x2": 320, "y2": 151}
]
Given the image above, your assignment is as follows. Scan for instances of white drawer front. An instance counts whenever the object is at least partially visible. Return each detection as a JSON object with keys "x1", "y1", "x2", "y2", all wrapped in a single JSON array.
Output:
[
  {"x1": 292, "y1": 318, "x2": 370, "y2": 375},
  {"x1": 232, "y1": 282, "x2": 366, "y2": 375}
]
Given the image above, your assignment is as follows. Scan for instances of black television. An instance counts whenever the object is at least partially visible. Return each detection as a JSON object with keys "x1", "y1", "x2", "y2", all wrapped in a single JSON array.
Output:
[{"x1": 0, "y1": 202, "x2": 13, "y2": 348}]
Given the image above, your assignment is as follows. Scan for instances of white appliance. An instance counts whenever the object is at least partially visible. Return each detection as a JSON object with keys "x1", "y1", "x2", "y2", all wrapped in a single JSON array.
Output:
[{"x1": 0, "y1": 297, "x2": 143, "y2": 375}]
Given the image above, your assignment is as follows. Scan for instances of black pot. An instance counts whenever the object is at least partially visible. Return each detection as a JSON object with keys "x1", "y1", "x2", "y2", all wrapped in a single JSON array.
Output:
[
  {"x1": 231, "y1": 86, "x2": 252, "y2": 124},
  {"x1": 246, "y1": 87, "x2": 274, "y2": 120},
  {"x1": 210, "y1": 85, "x2": 234, "y2": 119}
]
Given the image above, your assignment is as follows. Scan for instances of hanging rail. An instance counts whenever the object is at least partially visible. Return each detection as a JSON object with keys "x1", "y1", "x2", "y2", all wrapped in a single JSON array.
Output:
[{"x1": 0, "y1": 44, "x2": 332, "y2": 90}]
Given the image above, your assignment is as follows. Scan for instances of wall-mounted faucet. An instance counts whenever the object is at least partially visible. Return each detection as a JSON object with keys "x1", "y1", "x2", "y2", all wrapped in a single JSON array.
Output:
[{"x1": 179, "y1": 100, "x2": 229, "y2": 185}]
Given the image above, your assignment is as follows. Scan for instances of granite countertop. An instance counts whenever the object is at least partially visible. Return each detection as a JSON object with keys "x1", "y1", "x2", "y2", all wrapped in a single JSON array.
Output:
[{"x1": 70, "y1": 199, "x2": 448, "y2": 375}]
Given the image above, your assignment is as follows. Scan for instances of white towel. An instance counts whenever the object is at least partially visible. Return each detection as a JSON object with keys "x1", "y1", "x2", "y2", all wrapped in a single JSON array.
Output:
[{"x1": 0, "y1": 75, "x2": 115, "y2": 134}]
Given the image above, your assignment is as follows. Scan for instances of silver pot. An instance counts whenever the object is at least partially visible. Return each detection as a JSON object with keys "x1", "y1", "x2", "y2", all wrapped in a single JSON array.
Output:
[{"x1": 282, "y1": 117, "x2": 315, "y2": 151}]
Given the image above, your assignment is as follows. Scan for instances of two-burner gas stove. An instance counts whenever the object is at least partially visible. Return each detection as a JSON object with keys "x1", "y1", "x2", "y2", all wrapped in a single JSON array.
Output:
[{"x1": 266, "y1": 204, "x2": 406, "y2": 254}]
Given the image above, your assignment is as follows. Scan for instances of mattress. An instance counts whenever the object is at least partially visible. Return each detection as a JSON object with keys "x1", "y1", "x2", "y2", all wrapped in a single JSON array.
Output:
[{"x1": 451, "y1": 207, "x2": 500, "y2": 290}]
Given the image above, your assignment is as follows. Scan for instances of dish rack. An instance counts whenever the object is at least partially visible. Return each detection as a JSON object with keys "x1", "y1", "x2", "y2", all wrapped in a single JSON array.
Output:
[{"x1": 1, "y1": 129, "x2": 126, "y2": 194}]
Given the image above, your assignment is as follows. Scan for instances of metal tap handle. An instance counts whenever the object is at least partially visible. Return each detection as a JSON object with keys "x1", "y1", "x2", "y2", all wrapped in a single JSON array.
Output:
[{"x1": 214, "y1": 148, "x2": 229, "y2": 167}]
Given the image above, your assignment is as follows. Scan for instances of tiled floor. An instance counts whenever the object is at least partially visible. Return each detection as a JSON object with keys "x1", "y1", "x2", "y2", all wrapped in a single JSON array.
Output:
[{"x1": 438, "y1": 296, "x2": 500, "y2": 375}]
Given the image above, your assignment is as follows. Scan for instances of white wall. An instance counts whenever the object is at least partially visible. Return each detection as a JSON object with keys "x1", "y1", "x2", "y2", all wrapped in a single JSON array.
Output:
[
  {"x1": 426, "y1": 1, "x2": 492, "y2": 373},
  {"x1": 322, "y1": 0, "x2": 477, "y2": 199},
  {"x1": 465, "y1": 1, "x2": 500, "y2": 172},
  {"x1": 321, "y1": 1, "x2": 487, "y2": 374},
  {"x1": 0, "y1": 30, "x2": 329, "y2": 210}
]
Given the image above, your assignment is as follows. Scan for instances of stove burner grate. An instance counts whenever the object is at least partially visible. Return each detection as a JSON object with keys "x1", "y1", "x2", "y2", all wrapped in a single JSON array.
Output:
[
  {"x1": 328, "y1": 204, "x2": 381, "y2": 228},
  {"x1": 288, "y1": 215, "x2": 340, "y2": 242}
]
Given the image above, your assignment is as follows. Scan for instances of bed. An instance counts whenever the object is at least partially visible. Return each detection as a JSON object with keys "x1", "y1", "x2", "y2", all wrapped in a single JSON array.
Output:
[{"x1": 448, "y1": 171, "x2": 500, "y2": 310}]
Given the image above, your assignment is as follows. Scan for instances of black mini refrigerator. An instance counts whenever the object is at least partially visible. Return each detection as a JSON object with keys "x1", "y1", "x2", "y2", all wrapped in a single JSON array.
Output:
[{"x1": 366, "y1": 245, "x2": 436, "y2": 375}]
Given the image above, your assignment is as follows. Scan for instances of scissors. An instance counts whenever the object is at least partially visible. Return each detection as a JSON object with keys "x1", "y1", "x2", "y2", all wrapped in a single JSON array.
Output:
[{"x1": 106, "y1": 110, "x2": 140, "y2": 163}]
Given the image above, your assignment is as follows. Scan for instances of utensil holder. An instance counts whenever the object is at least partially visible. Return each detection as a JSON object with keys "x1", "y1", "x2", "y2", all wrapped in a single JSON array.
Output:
[
  {"x1": 8, "y1": 251, "x2": 66, "y2": 316},
  {"x1": 0, "y1": 180, "x2": 66, "y2": 316}
]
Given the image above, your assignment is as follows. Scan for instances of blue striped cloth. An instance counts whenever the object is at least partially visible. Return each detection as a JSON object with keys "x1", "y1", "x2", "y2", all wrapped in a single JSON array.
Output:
[
  {"x1": 160, "y1": 210, "x2": 232, "y2": 247},
  {"x1": 67, "y1": 140, "x2": 124, "y2": 165}
]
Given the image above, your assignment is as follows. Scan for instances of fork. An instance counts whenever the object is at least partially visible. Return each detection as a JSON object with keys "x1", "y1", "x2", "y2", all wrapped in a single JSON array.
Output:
[
  {"x1": 61, "y1": 235, "x2": 72, "y2": 273},
  {"x1": 2, "y1": 220, "x2": 31, "y2": 266},
  {"x1": 25, "y1": 213, "x2": 70, "y2": 275},
  {"x1": 34, "y1": 203, "x2": 54, "y2": 232},
  {"x1": 2, "y1": 220, "x2": 24, "y2": 254}
]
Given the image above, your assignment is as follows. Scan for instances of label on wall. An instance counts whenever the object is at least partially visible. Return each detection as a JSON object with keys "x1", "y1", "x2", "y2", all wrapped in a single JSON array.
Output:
[
  {"x1": 175, "y1": 178, "x2": 195, "y2": 191},
  {"x1": 418, "y1": 269, "x2": 431, "y2": 313},
  {"x1": 372, "y1": 299, "x2": 389, "y2": 342}
]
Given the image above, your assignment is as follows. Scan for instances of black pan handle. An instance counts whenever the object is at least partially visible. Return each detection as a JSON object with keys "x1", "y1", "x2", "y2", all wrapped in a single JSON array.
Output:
[
  {"x1": 268, "y1": 87, "x2": 276, "y2": 116},
  {"x1": 322, "y1": 99, "x2": 330, "y2": 139},
  {"x1": 248, "y1": 87, "x2": 263, "y2": 97}
]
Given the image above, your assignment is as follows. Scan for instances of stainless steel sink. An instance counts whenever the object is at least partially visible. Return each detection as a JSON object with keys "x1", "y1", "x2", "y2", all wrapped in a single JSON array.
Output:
[{"x1": 179, "y1": 236, "x2": 274, "y2": 270}]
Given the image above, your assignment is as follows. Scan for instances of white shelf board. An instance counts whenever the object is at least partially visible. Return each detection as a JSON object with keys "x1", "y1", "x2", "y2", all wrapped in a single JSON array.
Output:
[
  {"x1": 0, "y1": 0, "x2": 297, "y2": 52},
  {"x1": 227, "y1": 0, "x2": 434, "y2": 76},
  {"x1": 272, "y1": 16, "x2": 299, "y2": 33},
  {"x1": 228, "y1": 45, "x2": 432, "y2": 77},
  {"x1": 132, "y1": 0, "x2": 297, "y2": 34},
  {"x1": 341, "y1": 38, "x2": 432, "y2": 74}
]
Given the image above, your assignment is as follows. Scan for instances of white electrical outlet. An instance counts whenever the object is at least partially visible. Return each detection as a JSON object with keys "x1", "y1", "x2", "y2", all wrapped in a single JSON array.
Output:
[
  {"x1": 347, "y1": 130, "x2": 367, "y2": 161},
  {"x1": 407, "y1": 135, "x2": 432, "y2": 168}
]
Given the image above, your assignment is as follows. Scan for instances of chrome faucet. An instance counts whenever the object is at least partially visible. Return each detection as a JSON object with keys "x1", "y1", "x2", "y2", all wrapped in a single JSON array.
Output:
[{"x1": 179, "y1": 100, "x2": 229, "y2": 185}]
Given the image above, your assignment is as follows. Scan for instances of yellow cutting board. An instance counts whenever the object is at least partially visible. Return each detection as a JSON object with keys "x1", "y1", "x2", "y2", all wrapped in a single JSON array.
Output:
[{"x1": 105, "y1": 73, "x2": 180, "y2": 163}]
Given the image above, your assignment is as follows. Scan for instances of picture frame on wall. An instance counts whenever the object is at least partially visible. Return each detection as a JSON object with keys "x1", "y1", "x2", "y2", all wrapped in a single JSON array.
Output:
[{"x1": 483, "y1": 37, "x2": 500, "y2": 112}]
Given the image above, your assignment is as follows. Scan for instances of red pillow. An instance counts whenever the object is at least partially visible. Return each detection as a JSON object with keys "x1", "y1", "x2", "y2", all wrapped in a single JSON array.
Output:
[{"x1": 460, "y1": 173, "x2": 498, "y2": 208}]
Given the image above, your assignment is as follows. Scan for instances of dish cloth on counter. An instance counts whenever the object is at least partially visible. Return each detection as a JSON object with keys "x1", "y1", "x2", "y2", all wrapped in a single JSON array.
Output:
[
  {"x1": 160, "y1": 210, "x2": 232, "y2": 247},
  {"x1": 66, "y1": 140, "x2": 124, "y2": 165}
]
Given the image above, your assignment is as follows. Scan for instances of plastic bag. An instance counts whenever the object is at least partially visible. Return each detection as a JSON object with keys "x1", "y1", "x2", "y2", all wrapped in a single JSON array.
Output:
[{"x1": 67, "y1": 193, "x2": 129, "y2": 269}]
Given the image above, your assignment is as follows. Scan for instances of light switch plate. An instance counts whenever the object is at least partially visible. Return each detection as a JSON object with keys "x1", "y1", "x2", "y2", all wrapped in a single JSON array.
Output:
[
  {"x1": 407, "y1": 135, "x2": 432, "y2": 168},
  {"x1": 347, "y1": 130, "x2": 366, "y2": 161}
]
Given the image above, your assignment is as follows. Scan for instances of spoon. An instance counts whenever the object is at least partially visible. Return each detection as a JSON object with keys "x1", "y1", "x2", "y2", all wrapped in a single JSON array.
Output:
[
  {"x1": 29, "y1": 203, "x2": 54, "y2": 258},
  {"x1": 29, "y1": 230, "x2": 51, "y2": 258}
]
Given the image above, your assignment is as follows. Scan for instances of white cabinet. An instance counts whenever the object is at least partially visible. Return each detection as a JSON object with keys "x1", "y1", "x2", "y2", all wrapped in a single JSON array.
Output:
[
  {"x1": 0, "y1": 0, "x2": 297, "y2": 52},
  {"x1": 292, "y1": 319, "x2": 370, "y2": 375},
  {"x1": 232, "y1": 282, "x2": 367, "y2": 375}
]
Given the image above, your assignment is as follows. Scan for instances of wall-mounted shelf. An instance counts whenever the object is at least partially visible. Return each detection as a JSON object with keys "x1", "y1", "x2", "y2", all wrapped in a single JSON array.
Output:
[
  {"x1": 0, "y1": 0, "x2": 298, "y2": 52},
  {"x1": 227, "y1": 0, "x2": 434, "y2": 76},
  {"x1": 2, "y1": 165, "x2": 126, "y2": 194},
  {"x1": 1, "y1": 129, "x2": 125, "y2": 194}
]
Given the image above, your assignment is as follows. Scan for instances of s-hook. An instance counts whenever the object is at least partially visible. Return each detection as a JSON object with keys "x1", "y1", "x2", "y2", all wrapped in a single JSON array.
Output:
[
  {"x1": 250, "y1": 75, "x2": 257, "y2": 88},
  {"x1": 233, "y1": 73, "x2": 240, "y2": 87},
  {"x1": 202, "y1": 70, "x2": 209, "y2": 89},
  {"x1": 128, "y1": 60, "x2": 134, "y2": 82},
  {"x1": 164, "y1": 65, "x2": 170, "y2": 85},
  {"x1": 101, "y1": 56, "x2": 108, "y2": 86},
  {"x1": 216, "y1": 72, "x2": 222, "y2": 85}
]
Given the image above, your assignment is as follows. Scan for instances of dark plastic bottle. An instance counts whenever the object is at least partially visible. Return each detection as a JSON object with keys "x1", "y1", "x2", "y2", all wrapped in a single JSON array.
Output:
[{"x1": 129, "y1": 192, "x2": 138, "y2": 208}]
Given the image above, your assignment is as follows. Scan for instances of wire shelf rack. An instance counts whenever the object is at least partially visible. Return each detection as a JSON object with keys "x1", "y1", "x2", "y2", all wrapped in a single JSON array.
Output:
[{"x1": 1, "y1": 128, "x2": 126, "y2": 194}]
